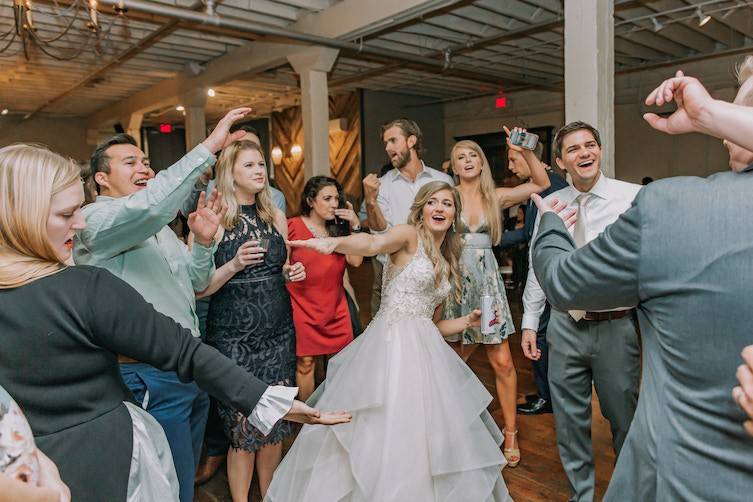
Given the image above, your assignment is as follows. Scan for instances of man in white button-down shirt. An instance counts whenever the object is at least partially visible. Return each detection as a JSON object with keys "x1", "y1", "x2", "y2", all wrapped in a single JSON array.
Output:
[
  {"x1": 362, "y1": 119, "x2": 453, "y2": 314},
  {"x1": 521, "y1": 122, "x2": 642, "y2": 502}
]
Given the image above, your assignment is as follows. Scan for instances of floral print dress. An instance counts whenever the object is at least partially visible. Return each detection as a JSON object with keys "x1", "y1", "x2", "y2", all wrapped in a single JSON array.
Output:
[
  {"x1": 444, "y1": 217, "x2": 515, "y2": 344},
  {"x1": 0, "y1": 384, "x2": 39, "y2": 485}
]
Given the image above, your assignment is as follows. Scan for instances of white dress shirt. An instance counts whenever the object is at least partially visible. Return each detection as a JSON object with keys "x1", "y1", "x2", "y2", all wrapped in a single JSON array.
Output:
[
  {"x1": 372, "y1": 162, "x2": 454, "y2": 263},
  {"x1": 521, "y1": 173, "x2": 642, "y2": 331}
]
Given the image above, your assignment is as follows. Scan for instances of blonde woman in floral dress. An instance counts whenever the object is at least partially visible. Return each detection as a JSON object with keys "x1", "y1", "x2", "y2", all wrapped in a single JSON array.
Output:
[{"x1": 444, "y1": 128, "x2": 550, "y2": 467}]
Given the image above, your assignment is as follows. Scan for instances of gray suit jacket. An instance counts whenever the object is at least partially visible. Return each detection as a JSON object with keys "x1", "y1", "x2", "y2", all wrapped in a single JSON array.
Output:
[{"x1": 533, "y1": 171, "x2": 753, "y2": 502}]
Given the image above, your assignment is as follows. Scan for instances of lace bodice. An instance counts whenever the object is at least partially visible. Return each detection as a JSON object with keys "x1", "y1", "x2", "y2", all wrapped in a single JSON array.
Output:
[{"x1": 376, "y1": 239, "x2": 451, "y2": 320}]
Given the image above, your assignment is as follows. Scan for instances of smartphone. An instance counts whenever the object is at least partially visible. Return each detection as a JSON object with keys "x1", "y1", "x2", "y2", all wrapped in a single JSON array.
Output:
[{"x1": 509, "y1": 129, "x2": 539, "y2": 150}]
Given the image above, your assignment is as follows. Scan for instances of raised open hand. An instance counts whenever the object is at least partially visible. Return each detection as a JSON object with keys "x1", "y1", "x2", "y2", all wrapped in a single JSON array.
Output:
[
  {"x1": 202, "y1": 107, "x2": 252, "y2": 153},
  {"x1": 643, "y1": 70, "x2": 714, "y2": 136},
  {"x1": 189, "y1": 189, "x2": 227, "y2": 246}
]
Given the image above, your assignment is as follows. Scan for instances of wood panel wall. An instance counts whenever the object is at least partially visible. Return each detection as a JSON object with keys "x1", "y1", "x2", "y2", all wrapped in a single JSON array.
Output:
[{"x1": 271, "y1": 91, "x2": 362, "y2": 215}]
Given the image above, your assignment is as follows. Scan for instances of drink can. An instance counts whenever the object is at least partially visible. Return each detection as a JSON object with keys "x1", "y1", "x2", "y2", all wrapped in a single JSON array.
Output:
[{"x1": 480, "y1": 294, "x2": 496, "y2": 334}]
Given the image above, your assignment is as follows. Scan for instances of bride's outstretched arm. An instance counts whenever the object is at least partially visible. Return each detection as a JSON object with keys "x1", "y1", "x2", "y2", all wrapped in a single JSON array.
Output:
[
  {"x1": 433, "y1": 305, "x2": 482, "y2": 337},
  {"x1": 287, "y1": 224, "x2": 415, "y2": 257}
]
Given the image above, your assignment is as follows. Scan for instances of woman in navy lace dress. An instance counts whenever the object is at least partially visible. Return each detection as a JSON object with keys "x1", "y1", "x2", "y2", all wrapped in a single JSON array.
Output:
[{"x1": 198, "y1": 140, "x2": 305, "y2": 500}]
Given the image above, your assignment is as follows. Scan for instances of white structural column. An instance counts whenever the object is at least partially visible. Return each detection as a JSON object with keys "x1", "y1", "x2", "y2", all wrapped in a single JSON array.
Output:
[
  {"x1": 182, "y1": 88, "x2": 208, "y2": 150},
  {"x1": 564, "y1": 0, "x2": 614, "y2": 177},
  {"x1": 121, "y1": 113, "x2": 144, "y2": 147},
  {"x1": 287, "y1": 47, "x2": 339, "y2": 179}
]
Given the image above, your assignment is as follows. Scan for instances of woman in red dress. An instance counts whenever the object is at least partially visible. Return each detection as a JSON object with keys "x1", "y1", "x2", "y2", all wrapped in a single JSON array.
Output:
[{"x1": 287, "y1": 176, "x2": 363, "y2": 400}]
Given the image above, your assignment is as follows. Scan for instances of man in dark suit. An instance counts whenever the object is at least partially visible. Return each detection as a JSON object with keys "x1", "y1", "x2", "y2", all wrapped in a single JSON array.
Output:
[
  {"x1": 531, "y1": 67, "x2": 753, "y2": 501},
  {"x1": 501, "y1": 147, "x2": 568, "y2": 415}
]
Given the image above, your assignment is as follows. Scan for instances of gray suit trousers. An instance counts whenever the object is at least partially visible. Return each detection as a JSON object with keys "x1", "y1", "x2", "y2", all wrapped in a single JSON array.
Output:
[{"x1": 547, "y1": 310, "x2": 640, "y2": 502}]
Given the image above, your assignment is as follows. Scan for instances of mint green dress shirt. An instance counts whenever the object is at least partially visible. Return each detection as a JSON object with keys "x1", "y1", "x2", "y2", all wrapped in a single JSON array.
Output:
[{"x1": 73, "y1": 144, "x2": 217, "y2": 337}]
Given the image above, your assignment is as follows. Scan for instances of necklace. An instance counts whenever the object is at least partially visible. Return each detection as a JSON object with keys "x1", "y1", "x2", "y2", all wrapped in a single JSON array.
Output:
[{"x1": 302, "y1": 216, "x2": 328, "y2": 238}]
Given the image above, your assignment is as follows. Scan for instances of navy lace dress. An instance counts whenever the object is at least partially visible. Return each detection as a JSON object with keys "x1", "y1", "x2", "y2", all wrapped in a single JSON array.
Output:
[{"x1": 206, "y1": 204, "x2": 296, "y2": 450}]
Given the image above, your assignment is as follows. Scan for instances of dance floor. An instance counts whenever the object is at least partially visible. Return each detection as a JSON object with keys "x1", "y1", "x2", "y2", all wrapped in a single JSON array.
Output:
[{"x1": 197, "y1": 259, "x2": 615, "y2": 501}]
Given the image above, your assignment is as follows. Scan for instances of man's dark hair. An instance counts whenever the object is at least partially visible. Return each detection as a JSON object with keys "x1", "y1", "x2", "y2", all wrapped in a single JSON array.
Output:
[
  {"x1": 381, "y1": 118, "x2": 424, "y2": 158},
  {"x1": 230, "y1": 124, "x2": 261, "y2": 138},
  {"x1": 554, "y1": 121, "x2": 601, "y2": 159},
  {"x1": 641, "y1": 176, "x2": 654, "y2": 185},
  {"x1": 89, "y1": 133, "x2": 138, "y2": 193}
]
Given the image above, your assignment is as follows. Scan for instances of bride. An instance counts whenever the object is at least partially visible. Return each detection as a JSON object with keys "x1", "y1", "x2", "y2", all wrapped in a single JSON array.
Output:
[{"x1": 266, "y1": 181, "x2": 513, "y2": 502}]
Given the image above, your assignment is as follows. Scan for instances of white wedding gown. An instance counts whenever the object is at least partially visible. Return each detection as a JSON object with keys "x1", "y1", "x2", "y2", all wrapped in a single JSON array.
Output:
[{"x1": 265, "y1": 240, "x2": 513, "y2": 502}]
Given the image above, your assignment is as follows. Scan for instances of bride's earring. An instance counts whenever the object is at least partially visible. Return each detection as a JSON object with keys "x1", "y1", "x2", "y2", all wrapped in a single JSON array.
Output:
[{"x1": 452, "y1": 220, "x2": 456, "y2": 232}]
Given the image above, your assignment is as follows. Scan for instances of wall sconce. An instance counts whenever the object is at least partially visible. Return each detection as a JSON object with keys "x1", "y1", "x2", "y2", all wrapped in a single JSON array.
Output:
[
  {"x1": 290, "y1": 144, "x2": 303, "y2": 161},
  {"x1": 271, "y1": 146, "x2": 283, "y2": 165}
]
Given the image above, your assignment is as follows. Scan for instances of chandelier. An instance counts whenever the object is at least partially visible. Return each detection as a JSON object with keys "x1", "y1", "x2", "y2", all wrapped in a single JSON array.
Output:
[{"x1": 1, "y1": 0, "x2": 127, "y2": 60}]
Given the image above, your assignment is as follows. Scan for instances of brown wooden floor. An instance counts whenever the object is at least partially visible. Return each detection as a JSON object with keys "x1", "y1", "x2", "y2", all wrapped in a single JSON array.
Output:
[{"x1": 197, "y1": 258, "x2": 615, "y2": 501}]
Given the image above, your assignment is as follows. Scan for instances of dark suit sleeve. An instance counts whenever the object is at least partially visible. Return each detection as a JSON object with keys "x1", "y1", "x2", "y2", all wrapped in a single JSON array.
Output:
[
  {"x1": 532, "y1": 198, "x2": 642, "y2": 311},
  {"x1": 85, "y1": 269, "x2": 268, "y2": 414}
]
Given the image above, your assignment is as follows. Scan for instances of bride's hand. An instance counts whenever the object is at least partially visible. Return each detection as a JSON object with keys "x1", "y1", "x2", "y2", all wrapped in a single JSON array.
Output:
[
  {"x1": 287, "y1": 237, "x2": 338, "y2": 255},
  {"x1": 284, "y1": 400, "x2": 352, "y2": 425},
  {"x1": 467, "y1": 309, "x2": 482, "y2": 328}
]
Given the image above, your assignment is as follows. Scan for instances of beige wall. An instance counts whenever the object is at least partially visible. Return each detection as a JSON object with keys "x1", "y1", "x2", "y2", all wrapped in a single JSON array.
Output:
[
  {"x1": 443, "y1": 55, "x2": 745, "y2": 183},
  {"x1": 0, "y1": 116, "x2": 92, "y2": 161}
]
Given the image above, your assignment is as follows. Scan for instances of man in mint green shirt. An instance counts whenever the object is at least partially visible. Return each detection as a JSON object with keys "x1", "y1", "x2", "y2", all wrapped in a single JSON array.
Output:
[{"x1": 73, "y1": 108, "x2": 251, "y2": 502}]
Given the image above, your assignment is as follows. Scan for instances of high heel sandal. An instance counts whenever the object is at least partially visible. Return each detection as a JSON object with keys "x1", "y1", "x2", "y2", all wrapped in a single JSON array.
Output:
[{"x1": 502, "y1": 429, "x2": 520, "y2": 468}]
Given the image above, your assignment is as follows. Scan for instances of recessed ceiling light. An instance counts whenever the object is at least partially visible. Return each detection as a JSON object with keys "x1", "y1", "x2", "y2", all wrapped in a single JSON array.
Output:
[
  {"x1": 0, "y1": 109, "x2": 8, "y2": 115},
  {"x1": 207, "y1": 88, "x2": 216, "y2": 97},
  {"x1": 175, "y1": 105, "x2": 185, "y2": 111}
]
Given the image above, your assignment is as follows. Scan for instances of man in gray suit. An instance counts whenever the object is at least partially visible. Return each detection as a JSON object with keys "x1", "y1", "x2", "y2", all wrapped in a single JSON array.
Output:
[
  {"x1": 522, "y1": 122, "x2": 642, "y2": 502},
  {"x1": 531, "y1": 65, "x2": 753, "y2": 501}
]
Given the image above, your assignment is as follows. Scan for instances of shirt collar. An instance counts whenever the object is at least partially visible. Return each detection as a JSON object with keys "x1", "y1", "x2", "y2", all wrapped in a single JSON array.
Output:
[
  {"x1": 574, "y1": 171, "x2": 610, "y2": 201},
  {"x1": 390, "y1": 160, "x2": 431, "y2": 182}
]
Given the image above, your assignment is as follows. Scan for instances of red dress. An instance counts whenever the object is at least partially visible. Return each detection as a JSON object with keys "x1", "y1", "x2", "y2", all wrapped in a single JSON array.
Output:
[{"x1": 287, "y1": 217, "x2": 354, "y2": 356}]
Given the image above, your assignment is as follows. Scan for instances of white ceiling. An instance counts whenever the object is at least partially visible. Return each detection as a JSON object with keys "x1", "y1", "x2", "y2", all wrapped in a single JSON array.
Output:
[{"x1": 0, "y1": 0, "x2": 751, "y2": 125}]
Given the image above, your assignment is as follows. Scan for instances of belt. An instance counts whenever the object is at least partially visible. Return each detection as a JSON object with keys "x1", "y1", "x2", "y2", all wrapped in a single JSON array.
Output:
[{"x1": 582, "y1": 310, "x2": 632, "y2": 322}]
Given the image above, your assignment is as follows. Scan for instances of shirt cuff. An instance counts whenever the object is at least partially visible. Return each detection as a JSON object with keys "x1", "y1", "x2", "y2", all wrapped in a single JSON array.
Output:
[
  {"x1": 247, "y1": 385, "x2": 298, "y2": 435},
  {"x1": 186, "y1": 142, "x2": 216, "y2": 166},
  {"x1": 521, "y1": 313, "x2": 541, "y2": 331}
]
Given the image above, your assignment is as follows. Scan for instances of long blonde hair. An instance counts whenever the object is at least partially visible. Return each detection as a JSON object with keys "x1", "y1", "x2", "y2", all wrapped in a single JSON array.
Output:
[
  {"x1": 214, "y1": 140, "x2": 276, "y2": 231},
  {"x1": 0, "y1": 144, "x2": 81, "y2": 289},
  {"x1": 408, "y1": 181, "x2": 464, "y2": 304},
  {"x1": 450, "y1": 140, "x2": 502, "y2": 245}
]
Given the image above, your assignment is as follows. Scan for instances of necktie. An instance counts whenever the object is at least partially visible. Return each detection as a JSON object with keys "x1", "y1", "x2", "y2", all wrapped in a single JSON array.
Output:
[
  {"x1": 569, "y1": 193, "x2": 590, "y2": 321},
  {"x1": 572, "y1": 193, "x2": 590, "y2": 248}
]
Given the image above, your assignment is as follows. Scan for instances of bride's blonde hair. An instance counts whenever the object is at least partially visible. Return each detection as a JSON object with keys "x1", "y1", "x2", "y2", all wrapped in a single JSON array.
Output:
[
  {"x1": 408, "y1": 181, "x2": 464, "y2": 304},
  {"x1": 0, "y1": 144, "x2": 81, "y2": 289}
]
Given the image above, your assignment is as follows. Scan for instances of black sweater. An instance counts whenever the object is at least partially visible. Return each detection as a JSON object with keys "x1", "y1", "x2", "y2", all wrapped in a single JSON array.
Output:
[{"x1": 0, "y1": 265, "x2": 268, "y2": 501}]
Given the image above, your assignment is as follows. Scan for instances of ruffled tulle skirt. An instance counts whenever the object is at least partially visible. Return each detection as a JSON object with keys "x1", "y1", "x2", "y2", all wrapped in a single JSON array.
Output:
[{"x1": 265, "y1": 314, "x2": 513, "y2": 502}]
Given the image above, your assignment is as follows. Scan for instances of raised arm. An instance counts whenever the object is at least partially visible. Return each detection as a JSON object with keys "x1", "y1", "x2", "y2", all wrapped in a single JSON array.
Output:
[
  {"x1": 288, "y1": 224, "x2": 415, "y2": 258},
  {"x1": 77, "y1": 108, "x2": 250, "y2": 260},
  {"x1": 497, "y1": 127, "x2": 551, "y2": 210},
  {"x1": 644, "y1": 70, "x2": 753, "y2": 152},
  {"x1": 363, "y1": 174, "x2": 390, "y2": 232}
]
